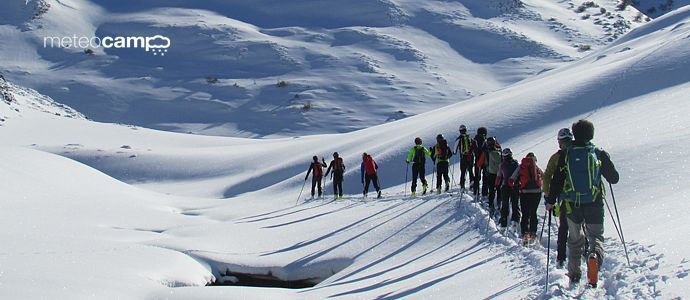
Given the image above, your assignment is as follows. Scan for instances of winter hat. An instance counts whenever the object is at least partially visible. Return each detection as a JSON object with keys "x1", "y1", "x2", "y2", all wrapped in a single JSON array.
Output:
[
  {"x1": 333, "y1": 152, "x2": 339, "y2": 158},
  {"x1": 526, "y1": 152, "x2": 537, "y2": 161},
  {"x1": 572, "y1": 119, "x2": 594, "y2": 142},
  {"x1": 313, "y1": 155, "x2": 318, "y2": 161},
  {"x1": 415, "y1": 137, "x2": 422, "y2": 145},
  {"x1": 502, "y1": 148, "x2": 512, "y2": 157},
  {"x1": 459, "y1": 124, "x2": 467, "y2": 132},
  {"x1": 557, "y1": 128, "x2": 573, "y2": 140},
  {"x1": 436, "y1": 134, "x2": 444, "y2": 141},
  {"x1": 362, "y1": 152, "x2": 368, "y2": 159}
]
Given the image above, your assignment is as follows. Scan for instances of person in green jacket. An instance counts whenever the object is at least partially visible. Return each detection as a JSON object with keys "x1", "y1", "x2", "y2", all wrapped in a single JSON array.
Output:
[
  {"x1": 485, "y1": 137, "x2": 503, "y2": 215},
  {"x1": 406, "y1": 137, "x2": 432, "y2": 196}
]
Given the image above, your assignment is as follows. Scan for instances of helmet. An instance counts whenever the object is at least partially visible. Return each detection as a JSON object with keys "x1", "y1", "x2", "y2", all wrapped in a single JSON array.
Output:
[
  {"x1": 459, "y1": 124, "x2": 467, "y2": 132},
  {"x1": 333, "y1": 152, "x2": 339, "y2": 158},
  {"x1": 502, "y1": 148, "x2": 512, "y2": 157},
  {"x1": 477, "y1": 127, "x2": 488, "y2": 136},
  {"x1": 436, "y1": 134, "x2": 444, "y2": 141},
  {"x1": 414, "y1": 137, "x2": 422, "y2": 145},
  {"x1": 313, "y1": 155, "x2": 318, "y2": 161},
  {"x1": 558, "y1": 128, "x2": 573, "y2": 140}
]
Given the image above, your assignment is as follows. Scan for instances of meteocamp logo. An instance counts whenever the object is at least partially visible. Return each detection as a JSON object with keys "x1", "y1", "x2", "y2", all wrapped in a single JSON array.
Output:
[{"x1": 43, "y1": 34, "x2": 171, "y2": 56}]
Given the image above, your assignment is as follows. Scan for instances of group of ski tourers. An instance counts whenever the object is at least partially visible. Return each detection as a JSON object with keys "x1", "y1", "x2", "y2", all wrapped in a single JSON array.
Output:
[
  {"x1": 303, "y1": 119, "x2": 619, "y2": 288},
  {"x1": 304, "y1": 152, "x2": 382, "y2": 200}
]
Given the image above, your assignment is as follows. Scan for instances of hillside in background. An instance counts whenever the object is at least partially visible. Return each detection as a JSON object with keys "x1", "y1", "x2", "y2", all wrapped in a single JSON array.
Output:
[{"x1": 1, "y1": 0, "x2": 648, "y2": 137}]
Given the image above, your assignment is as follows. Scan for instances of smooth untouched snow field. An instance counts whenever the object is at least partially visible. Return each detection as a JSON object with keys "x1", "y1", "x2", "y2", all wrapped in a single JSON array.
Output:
[{"x1": 2, "y1": 2, "x2": 690, "y2": 300}]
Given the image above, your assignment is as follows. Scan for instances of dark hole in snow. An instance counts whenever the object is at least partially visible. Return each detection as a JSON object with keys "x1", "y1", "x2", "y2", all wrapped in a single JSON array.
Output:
[
  {"x1": 192, "y1": 256, "x2": 353, "y2": 290},
  {"x1": 210, "y1": 271, "x2": 318, "y2": 289}
]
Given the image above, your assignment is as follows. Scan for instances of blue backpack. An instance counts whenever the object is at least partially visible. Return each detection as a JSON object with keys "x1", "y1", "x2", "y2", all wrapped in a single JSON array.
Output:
[{"x1": 561, "y1": 143, "x2": 603, "y2": 204}]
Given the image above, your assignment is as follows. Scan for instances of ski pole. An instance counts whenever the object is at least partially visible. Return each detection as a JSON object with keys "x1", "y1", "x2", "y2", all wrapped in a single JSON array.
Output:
[
  {"x1": 432, "y1": 164, "x2": 436, "y2": 191},
  {"x1": 607, "y1": 182, "x2": 630, "y2": 266},
  {"x1": 451, "y1": 156, "x2": 456, "y2": 189},
  {"x1": 296, "y1": 178, "x2": 307, "y2": 205},
  {"x1": 404, "y1": 163, "x2": 409, "y2": 196},
  {"x1": 538, "y1": 208, "x2": 548, "y2": 243},
  {"x1": 545, "y1": 212, "x2": 552, "y2": 294}
]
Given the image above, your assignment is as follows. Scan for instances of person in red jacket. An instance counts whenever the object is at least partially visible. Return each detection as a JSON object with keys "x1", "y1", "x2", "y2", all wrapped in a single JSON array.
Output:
[
  {"x1": 360, "y1": 153, "x2": 382, "y2": 199},
  {"x1": 515, "y1": 152, "x2": 543, "y2": 246},
  {"x1": 305, "y1": 155, "x2": 328, "y2": 198}
]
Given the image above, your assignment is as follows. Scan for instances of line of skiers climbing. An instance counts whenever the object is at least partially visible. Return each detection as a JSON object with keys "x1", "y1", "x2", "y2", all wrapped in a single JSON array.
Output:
[
  {"x1": 305, "y1": 152, "x2": 381, "y2": 199},
  {"x1": 303, "y1": 119, "x2": 619, "y2": 288}
]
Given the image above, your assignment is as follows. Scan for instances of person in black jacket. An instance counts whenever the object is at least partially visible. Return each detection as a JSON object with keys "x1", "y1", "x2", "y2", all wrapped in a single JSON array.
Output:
[
  {"x1": 325, "y1": 152, "x2": 346, "y2": 199},
  {"x1": 546, "y1": 119, "x2": 619, "y2": 286},
  {"x1": 305, "y1": 156, "x2": 328, "y2": 198}
]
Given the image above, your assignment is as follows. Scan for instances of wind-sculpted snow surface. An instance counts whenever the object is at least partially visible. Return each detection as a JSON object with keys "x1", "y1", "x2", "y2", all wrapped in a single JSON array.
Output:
[{"x1": 0, "y1": 0, "x2": 646, "y2": 137}]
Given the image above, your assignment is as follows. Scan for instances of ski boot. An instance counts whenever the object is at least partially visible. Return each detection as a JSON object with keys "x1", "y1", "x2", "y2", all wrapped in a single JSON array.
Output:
[
  {"x1": 587, "y1": 253, "x2": 599, "y2": 288},
  {"x1": 422, "y1": 184, "x2": 428, "y2": 195},
  {"x1": 377, "y1": 190, "x2": 382, "y2": 199},
  {"x1": 411, "y1": 191, "x2": 416, "y2": 197}
]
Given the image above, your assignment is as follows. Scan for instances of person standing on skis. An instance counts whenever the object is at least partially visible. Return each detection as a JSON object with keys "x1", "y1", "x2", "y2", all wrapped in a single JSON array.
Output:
[
  {"x1": 546, "y1": 120, "x2": 620, "y2": 287},
  {"x1": 406, "y1": 137, "x2": 431, "y2": 196},
  {"x1": 325, "y1": 152, "x2": 346, "y2": 199},
  {"x1": 453, "y1": 125, "x2": 474, "y2": 190},
  {"x1": 305, "y1": 155, "x2": 327, "y2": 198},
  {"x1": 495, "y1": 148, "x2": 520, "y2": 232},
  {"x1": 472, "y1": 127, "x2": 489, "y2": 198},
  {"x1": 430, "y1": 134, "x2": 453, "y2": 193},
  {"x1": 361, "y1": 153, "x2": 382, "y2": 198},
  {"x1": 543, "y1": 128, "x2": 574, "y2": 268},
  {"x1": 516, "y1": 152, "x2": 543, "y2": 246},
  {"x1": 484, "y1": 137, "x2": 502, "y2": 215}
]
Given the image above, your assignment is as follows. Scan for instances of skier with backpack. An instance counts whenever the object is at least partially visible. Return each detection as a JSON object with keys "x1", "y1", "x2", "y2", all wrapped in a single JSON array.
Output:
[
  {"x1": 516, "y1": 152, "x2": 543, "y2": 246},
  {"x1": 406, "y1": 137, "x2": 432, "y2": 196},
  {"x1": 430, "y1": 134, "x2": 453, "y2": 193},
  {"x1": 495, "y1": 148, "x2": 520, "y2": 233},
  {"x1": 361, "y1": 152, "x2": 382, "y2": 199},
  {"x1": 325, "y1": 152, "x2": 346, "y2": 199},
  {"x1": 483, "y1": 137, "x2": 503, "y2": 215},
  {"x1": 305, "y1": 156, "x2": 328, "y2": 198},
  {"x1": 453, "y1": 125, "x2": 474, "y2": 190},
  {"x1": 544, "y1": 128, "x2": 575, "y2": 268},
  {"x1": 472, "y1": 127, "x2": 489, "y2": 198},
  {"x1": 545, "y1": 120, "x2": 620, "y2": 287}
]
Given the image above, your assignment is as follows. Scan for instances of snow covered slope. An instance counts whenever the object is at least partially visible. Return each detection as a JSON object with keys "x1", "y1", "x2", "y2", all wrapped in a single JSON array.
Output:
[
  {"x1": 1, "y1": 0, "x2": 647, "y2": 137},
  {"x1": 2, "y1": 5, "x2": 690, "y2": 299}
]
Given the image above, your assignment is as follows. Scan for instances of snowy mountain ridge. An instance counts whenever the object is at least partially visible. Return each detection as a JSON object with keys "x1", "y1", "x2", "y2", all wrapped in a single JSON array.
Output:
[
  {"x1": 1, "y1": 76, "x2": 84, "y2": 127},
  {"x1": 1, "y1": 0, "x2": 648, "y2": 137}
]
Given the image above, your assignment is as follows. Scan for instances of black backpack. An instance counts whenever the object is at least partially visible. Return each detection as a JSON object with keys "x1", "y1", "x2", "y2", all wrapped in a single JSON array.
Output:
[{"x1": 413, "y1": 146, "x2": 426, "y2": 164}]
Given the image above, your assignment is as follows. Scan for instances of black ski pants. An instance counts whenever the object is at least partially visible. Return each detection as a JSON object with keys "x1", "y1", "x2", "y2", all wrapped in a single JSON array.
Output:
[
  {"x1": 520, "y1": 192, "x2": 541, "y2": 235},
  {"x1": 311, "y1": 175, "x2": 323, "y2": 197},
  {"x1": 411, "y1": 163, "x2": 427, "y2": 193},
  {"x1": 333, "y1": 172, "x2": 344, "y2": 197},
  {"x1": 557, "y1": 205, "x2": 568, "y2": 262},
  {"x1": 499, "y1": 185, "x2": 520, "y2": 227},
  {"x1": 487, "y1": 173, "x2": 498, "y2": 209},
  {"x1": 363, "y1": 173, "x2": 380, "y2": 195},
  {"x1": 436, "y1": 161, "x2": 450, "y2": 190},
  {"x1": 460, "y1": 155, "x2": 474, "y2": 188}
]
